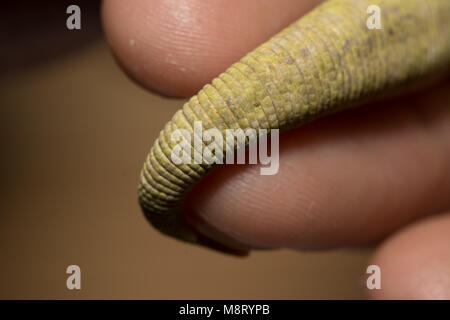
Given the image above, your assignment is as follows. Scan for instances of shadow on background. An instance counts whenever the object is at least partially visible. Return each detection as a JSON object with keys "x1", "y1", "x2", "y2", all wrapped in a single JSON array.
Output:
[{"x1": 1, "y1": 0, "x2": 102, "y2": 74}]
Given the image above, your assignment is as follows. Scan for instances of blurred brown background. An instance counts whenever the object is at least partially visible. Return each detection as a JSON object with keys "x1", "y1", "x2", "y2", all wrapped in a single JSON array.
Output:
[{"x1": 0, "y1": 1, "x2": 371, "y2": 299}]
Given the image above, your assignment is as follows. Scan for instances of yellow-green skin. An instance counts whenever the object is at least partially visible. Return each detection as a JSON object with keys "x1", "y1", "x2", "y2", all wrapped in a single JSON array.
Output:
[{"x1": 138, "y1": 0, "x2": 450, "y2": 251}]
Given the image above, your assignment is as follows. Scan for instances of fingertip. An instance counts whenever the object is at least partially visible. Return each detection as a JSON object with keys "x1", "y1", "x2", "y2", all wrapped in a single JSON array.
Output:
[
  {"x1": 367, "y1": 213, "x2": 450, "y2": 299},
  {"x1": 102, "y1": 0, "x2": 320, "y2": 97}
]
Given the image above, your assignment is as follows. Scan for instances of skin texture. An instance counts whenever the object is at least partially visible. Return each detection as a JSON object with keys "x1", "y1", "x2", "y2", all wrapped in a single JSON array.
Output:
[{"x1": 103, "y1": 0, "x2": 450, "y2": 298}]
